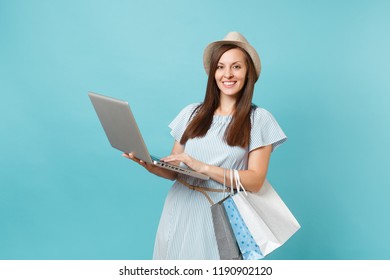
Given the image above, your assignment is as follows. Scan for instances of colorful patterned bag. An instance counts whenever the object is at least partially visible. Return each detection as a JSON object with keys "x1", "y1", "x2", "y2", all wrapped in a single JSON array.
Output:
[{"x1": 222, "y1": 196, "x2": 263, "y2": 260}]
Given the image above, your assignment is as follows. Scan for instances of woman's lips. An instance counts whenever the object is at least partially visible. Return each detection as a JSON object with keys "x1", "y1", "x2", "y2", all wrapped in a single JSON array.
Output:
[{"x1": 222, "y1": 81, "x2": 236, "y2": 87}]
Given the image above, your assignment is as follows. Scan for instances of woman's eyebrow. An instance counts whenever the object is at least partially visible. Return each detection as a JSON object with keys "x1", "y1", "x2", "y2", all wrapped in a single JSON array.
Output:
[{"x1": 218, "y1": 61, "x2": 242, "y2": 65}]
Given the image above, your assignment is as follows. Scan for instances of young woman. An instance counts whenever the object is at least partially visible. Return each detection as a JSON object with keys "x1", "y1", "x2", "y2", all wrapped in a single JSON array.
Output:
[{"x1": 123, "y1": 32, "x2": 287, "y2": 259}]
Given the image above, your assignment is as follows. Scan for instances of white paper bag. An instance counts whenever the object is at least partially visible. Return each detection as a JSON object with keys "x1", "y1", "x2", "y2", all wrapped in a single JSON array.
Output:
[{"x1": 232, "y1": 176, "x2": 300, "y2": 256}]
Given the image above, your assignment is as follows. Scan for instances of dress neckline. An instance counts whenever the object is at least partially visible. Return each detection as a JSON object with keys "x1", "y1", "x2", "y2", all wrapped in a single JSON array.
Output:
[{"x1": 213, "y1": 114, "x2": 232, "y2": 123}]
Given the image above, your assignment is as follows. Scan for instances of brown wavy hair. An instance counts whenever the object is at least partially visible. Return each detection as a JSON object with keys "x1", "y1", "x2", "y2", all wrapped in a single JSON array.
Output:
[{"x1": 180, "y1": 44, "x2": 258, "y2": 148}]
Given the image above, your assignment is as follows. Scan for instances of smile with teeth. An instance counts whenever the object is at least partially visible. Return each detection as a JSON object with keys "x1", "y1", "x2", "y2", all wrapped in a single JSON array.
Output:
[{"x1": 223, "y1": 81, "x2": 236, "y2": 86}]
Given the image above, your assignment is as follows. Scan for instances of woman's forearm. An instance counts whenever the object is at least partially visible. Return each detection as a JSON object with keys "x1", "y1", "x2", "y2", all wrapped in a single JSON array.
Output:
[
  {"x1": 202, "y1": 164, "x2": 265, "y2": 192},
  {"x1": 145, "y1": 164, "x2": 178, "y2": 180}
]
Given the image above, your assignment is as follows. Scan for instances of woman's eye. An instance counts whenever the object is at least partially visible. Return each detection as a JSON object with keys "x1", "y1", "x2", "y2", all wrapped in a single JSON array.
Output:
[
  {"x1": 233, "y1": 65, "x2": 241, "y2": 69},
  {"x1": 217, "y1": 65, "x2": 223, "y2": 69}
]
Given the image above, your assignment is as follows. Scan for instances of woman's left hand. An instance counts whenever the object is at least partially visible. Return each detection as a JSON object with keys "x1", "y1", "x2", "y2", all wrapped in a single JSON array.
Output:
[{"x1": 161, "y1": 153, "x2": 208, "y2": 174}]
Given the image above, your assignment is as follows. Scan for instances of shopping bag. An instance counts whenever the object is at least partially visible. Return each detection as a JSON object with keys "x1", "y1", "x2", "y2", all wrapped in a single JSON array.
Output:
[
  {"x1": 232, "y1": 170, "x2": 301, "y2": 256},
  {"x1": 211, "y1": 196, "x2": 242, "y2": 260},
  {"x1": 222, "y1": 196, "x2": 263, "y2": 260}
]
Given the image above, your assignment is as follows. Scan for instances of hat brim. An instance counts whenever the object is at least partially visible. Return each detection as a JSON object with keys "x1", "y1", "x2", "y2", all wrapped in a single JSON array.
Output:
[{"x1": 203, "y1": 40, "x2": 261, "y2": 79}]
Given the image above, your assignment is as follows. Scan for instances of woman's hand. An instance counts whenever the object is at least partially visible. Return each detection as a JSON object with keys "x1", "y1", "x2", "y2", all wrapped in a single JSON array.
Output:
[
  {"x1": 122, "y1": 152, "x2": 154, "y2": 172},
  {"x1": 122, "y1": 152, "x2": 178, "y2": 180},
  {"x1": 161, "y1": 153, "x2": 208, "y2": 174}
]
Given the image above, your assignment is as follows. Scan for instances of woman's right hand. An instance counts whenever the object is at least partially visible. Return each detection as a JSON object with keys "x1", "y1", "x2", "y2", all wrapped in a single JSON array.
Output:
[
  {"x1": 122, "y1": 152, "x2": 178, "y2": 180},
  {"x1": 122, "y1": 152, "x2": 151, "y2": 170}
]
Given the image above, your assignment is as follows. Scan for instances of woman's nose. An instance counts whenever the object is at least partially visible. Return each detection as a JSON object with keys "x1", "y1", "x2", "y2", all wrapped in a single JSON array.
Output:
[{"x1": 223, "y1": 69, "x2": 233, "y2": 78}]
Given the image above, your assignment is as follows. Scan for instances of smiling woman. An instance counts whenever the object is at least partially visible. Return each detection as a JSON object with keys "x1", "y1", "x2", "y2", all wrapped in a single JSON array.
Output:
[
  {"x1": 215, "y1": 48, "x2": 248, "y2": 99},
  {"x1": 123, "y1": 31, "x2": 287, "y2": 260},
  {"x1": 1, "y1": 0, "x2": 390, "y2": 263}
]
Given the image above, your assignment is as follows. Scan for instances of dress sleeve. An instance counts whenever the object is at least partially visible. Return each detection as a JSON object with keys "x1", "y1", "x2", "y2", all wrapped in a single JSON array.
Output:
[
  {"x1": 249, "y1": 108, "x2": 287, "y2": 152},
  {"x1": 168, "y1": 103, "x2": 200, "y2": 142}
]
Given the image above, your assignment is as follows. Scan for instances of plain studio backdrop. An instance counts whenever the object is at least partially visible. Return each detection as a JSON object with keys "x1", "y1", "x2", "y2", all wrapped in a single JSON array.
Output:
[{"x1": 1, "y1": 0, "x2": 389, "y2": 260}]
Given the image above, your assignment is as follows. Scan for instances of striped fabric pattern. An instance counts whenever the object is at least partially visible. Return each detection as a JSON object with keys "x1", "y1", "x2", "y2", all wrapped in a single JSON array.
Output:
[{"x1": 153, "y1": 103, "x2": 287, "y2": 260}]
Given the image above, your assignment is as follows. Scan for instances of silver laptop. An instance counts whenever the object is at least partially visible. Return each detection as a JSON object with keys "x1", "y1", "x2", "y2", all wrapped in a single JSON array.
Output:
[{"x1": 88, "y1": 92, "x2": 209, "y2": 180}]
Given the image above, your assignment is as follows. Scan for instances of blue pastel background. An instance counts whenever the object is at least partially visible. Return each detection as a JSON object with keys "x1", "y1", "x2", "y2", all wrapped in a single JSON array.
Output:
[{"x1": 1, "y1": 0, "x2": 389, "y2": 260}]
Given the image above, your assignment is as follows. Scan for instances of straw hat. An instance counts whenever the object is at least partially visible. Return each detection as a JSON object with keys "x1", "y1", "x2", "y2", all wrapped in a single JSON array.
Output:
[{"x1": 203, "y1": 31, "x2": 261, "y2": 79}]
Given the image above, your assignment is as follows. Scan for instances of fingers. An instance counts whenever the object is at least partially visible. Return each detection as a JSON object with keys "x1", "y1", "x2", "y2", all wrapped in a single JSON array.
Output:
[
  {"x1": 161, "y1": 156, "x2": 180, "y2": 166},
  {"x1": 161, "y1": 154, "x2": 191, "y2": 169},
  {"x1": 122, "y1": 153, "x2": 136, "y2": 161},
  {"x1": 160, "y1": 156, "x2": 172, "y2": 162},
  {"x1": 161, "y1": 154, "x2": 183, "y2": 162},
  {"x1": 122, "y1": 153, "x2": 130, "y2": 159},
  {"x1": 124, "y1": 153, "x2": 151, "y2": 168},
  {"x1": 122, "y1": 152, "x2": 142, "y2": 164}
]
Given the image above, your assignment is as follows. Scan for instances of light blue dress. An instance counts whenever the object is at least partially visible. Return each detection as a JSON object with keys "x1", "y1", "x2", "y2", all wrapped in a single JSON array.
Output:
[{"x1": 153, "y1": 103, "x2": 287, "y2": 260}]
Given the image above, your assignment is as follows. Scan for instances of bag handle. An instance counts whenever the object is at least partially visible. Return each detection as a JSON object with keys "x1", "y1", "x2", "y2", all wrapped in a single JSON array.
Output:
[
  {"x1": 222, "y1": 168, "x2": 226, "y2": 197},
  {"x1": 222, "y1": 168, "x2": 248, "y2": 196},
  {"x1": 233, "y1": 169, "x2": 247, "y2": 196},
  {"x1": 230, "y1": 169, "x2": 234, "y2": 196}
]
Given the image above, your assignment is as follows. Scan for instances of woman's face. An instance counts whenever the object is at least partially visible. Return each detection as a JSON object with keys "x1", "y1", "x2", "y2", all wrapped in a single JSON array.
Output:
[{"x1": 215, "y1": 48, "x2": 247, "y2": 98}]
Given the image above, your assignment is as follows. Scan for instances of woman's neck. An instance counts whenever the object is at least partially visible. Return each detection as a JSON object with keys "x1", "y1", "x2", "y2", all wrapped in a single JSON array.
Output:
[{"x1": 215, "y1": 96, "x2": 237, "y2": 116}]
